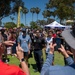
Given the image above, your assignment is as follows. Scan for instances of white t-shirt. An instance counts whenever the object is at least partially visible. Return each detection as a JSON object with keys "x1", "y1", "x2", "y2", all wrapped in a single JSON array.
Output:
[{"x1": 45, "y1": 37, "x2": 53, "y2": 53}]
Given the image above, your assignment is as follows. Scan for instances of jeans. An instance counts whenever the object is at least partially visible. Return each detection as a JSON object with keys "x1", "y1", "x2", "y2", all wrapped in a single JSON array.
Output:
[{"x1": 34, "y1": 50, "x2": 43, "y2": 72}]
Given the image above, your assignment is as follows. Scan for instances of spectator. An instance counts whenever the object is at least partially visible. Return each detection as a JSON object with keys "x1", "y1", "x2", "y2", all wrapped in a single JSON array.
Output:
[
  {"x1": 45, "y1": 30, "x2": 54, "y2": 65},
  {"x1": 0, "y1": 41, "x2": 30, "y2": 75},
  {"x1": 8, "y1": 31, "x2": 18, "y2": 55},
  {"x1": 18, "y1": 28, "x2": 31, "y2": 65},
  {"x1": 33, "y1": 30, "x2": 45, "y2": 72},
  {"x1": 45, "y1": 30, "x2": 54, "y2": 56},
  {"x1": 1, "y1": 29, "x2": 8, "y2": 62},
  {"x1": 41, "y1": 26, "x2": 75, "y2": 75}
]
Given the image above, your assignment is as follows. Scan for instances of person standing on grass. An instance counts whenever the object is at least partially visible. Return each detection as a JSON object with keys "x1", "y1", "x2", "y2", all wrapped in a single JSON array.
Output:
[
  {"x1": 0, "y1": 41, "x2": 30, "y2": 75},
  {"x1": 45, "y1": 30, "x2": 54, "y2": 65},
  {"x1": 18, "y1": 28, "x2": 31, "y2": 65},
  {"x1": 41, "y1": 24, "x2": 75, "y2": 75},
  {"x1": 45, "y1": 30, "x2": 54, "y2": 56},
  {"x1": 33, "y1": 30, "x2": 45, "y2": 72}
]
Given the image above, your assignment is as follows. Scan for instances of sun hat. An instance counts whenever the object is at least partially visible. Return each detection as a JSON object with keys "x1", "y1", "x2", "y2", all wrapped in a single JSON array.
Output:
[{"x1": 61, "y1": 25, "x2": 75, "y2": 49}]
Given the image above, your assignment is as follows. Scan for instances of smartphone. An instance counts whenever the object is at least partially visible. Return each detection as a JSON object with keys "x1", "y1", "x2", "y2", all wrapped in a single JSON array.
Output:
[
  {"x1": 56, "y1": 37, "x2": 61, "y2": 46},
  {"x1": 12, "y1": 41, "x2": 18, "y2": 54},
  {"x1": 54, "y1": 38, "x2": 61, "y2": 51},
  {"x1": 53, "y1": 38, "x2": 56, "y2": 44}
]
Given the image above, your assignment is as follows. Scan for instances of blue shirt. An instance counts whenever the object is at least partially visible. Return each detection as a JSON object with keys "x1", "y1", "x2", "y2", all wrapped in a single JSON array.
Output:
[
  {"x1": 41, "y1": 53, "x2": 75, "y2": 75},
  {"x1": 18, "y1": 34, "x2": 31, "y2": 52}
]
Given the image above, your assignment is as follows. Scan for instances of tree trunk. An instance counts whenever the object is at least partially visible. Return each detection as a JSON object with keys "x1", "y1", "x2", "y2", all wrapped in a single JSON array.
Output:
[
  {"x1": 37, "y1": 14, "x2": 38, "y2": 21},
  {"x1": 32, "y1": 13, "x2": 33, "y2": 21},
  {"x1": 17, "y1": 6, "x2": 21, "y2": 27}
]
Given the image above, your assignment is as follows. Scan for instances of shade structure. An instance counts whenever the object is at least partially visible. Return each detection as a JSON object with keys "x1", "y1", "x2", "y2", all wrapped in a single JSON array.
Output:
[
  {"x1": 44, "y1": 21, "x2": 67, "y2": 29},
  {"x1": 66, "y1": 20, "x2": 74, "y2": 23}
]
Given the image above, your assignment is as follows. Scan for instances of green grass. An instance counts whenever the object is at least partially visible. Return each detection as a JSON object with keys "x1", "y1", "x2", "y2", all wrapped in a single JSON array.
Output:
[{"x1": 8, "y1": 50, "x2": 64, "y2": 75}]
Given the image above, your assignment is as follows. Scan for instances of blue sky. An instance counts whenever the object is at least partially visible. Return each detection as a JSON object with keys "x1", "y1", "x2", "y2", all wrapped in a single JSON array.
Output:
[{"x1": 2, "y1": 0, "x2": 49, "y2": 26}]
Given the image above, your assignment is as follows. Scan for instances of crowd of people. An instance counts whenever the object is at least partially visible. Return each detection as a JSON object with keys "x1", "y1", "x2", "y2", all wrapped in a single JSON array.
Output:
[{"x1": 0, "y1": 24, "x2": 75, "y2": 75}]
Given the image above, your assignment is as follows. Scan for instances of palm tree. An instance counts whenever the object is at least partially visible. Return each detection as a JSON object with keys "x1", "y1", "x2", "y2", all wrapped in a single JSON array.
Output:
[
  {"x1": 12, "y1": 0, "x2": 24, "y2": 27},
  {"x1": 17, "y1": 6, "x2": 22, "y2": 27},
  {"x1": 22, "y1": 7, "x2": 29, "y2": 25},
  {"x1": 42, "y1": 10, "x2": 47, "y2": 20},
  {"x1": 35, "y1": 7, "x2": 41, "y2": 21},
  {"x1": 30, "y1": 7, "x2": 36, "y2": 21}
]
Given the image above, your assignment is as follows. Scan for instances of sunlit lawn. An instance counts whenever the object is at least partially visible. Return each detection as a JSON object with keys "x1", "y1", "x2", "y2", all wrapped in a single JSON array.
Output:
[{"x1": 8, "y1": 50, "x2": 64, "y2": 75}]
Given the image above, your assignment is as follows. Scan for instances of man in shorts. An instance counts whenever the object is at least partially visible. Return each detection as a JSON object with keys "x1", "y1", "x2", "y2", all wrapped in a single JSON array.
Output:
[{"x1": 18, "y1": 28, "x2": 31, "y2": 65}]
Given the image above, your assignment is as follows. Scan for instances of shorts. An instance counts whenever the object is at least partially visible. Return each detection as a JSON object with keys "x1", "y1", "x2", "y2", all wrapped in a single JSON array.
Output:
[{"x1": 24, "y1": 52, "x2": 29, "y2": 57}]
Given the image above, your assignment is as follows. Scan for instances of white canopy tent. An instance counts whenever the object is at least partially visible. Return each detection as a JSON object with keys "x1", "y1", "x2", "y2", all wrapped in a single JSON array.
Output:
[
  {"x1": 44, "y1": 21, "x2": 66, "y2": 29},
  {"x1": 64, "y1": 25, "x2": 72, "y2": 29}
]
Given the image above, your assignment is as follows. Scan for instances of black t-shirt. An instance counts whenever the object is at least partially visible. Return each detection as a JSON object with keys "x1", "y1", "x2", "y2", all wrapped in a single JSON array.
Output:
[{"x1": 33, "y1": 36, "x2": 45, "y2": 50}]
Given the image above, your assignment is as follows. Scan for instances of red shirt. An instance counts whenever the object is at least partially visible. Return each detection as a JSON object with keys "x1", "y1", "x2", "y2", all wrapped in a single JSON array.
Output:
[
  {"x1": 0, "y1": 61, "x2": 26, "y2": 75},
  {"x1": 52, "y1": 34, "x2": 56, "y2": 38}
]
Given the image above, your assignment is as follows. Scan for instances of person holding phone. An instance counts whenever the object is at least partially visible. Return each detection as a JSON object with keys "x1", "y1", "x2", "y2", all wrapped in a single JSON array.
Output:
[
  {"x1": 41, "y1": 24, "x2": 75, "y2": 75},
  {"x1": 54, "y1": 29, "x2": 62, "y2": 51},
  {"x1": 0, "y1": 41, "x2": 30, "y2": 75}
]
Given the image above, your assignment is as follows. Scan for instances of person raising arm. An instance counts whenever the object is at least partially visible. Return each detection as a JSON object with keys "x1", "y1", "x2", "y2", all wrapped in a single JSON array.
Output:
[{"x1": 0, "y1": 41, "x2": 30, "y2": 75}]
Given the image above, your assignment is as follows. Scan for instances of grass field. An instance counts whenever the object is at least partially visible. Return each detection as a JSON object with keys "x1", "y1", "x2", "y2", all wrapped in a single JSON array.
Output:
[{"x1": 8, "y1": 50, "x2": 65, "y2": 75}]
